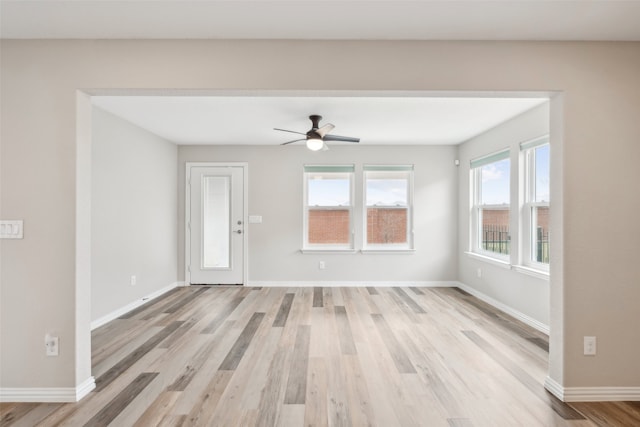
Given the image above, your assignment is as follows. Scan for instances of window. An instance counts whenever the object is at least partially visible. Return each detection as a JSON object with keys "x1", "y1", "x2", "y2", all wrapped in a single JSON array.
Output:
[
  {"x1": 471, "y1": 151, "x2": 511, "y2": 258},
  {"x1": 303, "y1": 165, "x2": 354, "y2": 250},
  {"x1": 522, "y1": 137, "x2": 550, "y2": 267},
  {"x1": 364, "y1": 165, "x2": 413, "y2": 249}
]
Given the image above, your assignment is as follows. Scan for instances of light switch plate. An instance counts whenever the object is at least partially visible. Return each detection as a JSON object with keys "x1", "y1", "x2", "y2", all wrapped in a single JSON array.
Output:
[
  {"x1": 0, "y1": 220, "x2": 23, "y2": 239},
  {"x1": 249, "y1": 215, "x2": 263, "y2": 224}
]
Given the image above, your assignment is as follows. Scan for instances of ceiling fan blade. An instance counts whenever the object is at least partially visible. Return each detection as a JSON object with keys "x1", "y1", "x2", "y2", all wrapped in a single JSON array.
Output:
[
  {"x1": 274, "y1": 128, "x2": 306, "y2": 136},
  {"x1": 316, "y1": 123, "x2": 335, "y2": 138},
  {"x1": 323, "y1": 134, "x2": 360, "y2": 143},
  {"x1": 280, "y1": 138, "x2": 305, "y2": 146}
]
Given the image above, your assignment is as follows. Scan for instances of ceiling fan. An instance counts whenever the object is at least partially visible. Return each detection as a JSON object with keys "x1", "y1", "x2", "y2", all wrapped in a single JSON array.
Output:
[{"x1": 275, "y1": 115, "x2": 360, "y2": 151}]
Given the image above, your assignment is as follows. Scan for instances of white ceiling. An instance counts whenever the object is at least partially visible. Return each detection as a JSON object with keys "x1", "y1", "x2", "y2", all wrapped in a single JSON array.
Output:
[
  {"x1": 92, "y1": 95, "x2": 548, "y2": 146},
  {"x1": 2, "y1": 0, "x2": 640, "y2": 41}
]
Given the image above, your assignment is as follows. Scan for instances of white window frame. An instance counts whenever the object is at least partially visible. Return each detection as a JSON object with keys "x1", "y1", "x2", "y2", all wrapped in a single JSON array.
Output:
[
  {"x1": 470, "y1": 150, "x2": 511, "y2": 261},
  {"x1": 362, "y1": 165, "x2": 414, "y2": 251},
  {"x1": 303, "y1": 165, "x2": 355, "y2": 251},
  {"x1": 521, "y1": 136, "x2": 550, "y2": 271}
]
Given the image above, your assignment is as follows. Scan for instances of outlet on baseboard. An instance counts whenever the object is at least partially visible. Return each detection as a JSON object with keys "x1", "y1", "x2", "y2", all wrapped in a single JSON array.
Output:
[
  {"x1": 319, "y1": 261, "x2": 326, "y2": 270},
  {"x1": 130, "y1": 275, "x2": 137, "y2": 286}
]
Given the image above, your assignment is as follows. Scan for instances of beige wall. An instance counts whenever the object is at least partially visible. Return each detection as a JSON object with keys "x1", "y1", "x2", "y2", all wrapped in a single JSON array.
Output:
[{"x1": 1, "y1": 40, "x2": 639, "y2": 393}]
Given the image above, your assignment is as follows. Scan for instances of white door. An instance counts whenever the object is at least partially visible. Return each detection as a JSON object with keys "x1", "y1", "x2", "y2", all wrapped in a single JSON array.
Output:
[{"x1": 188, "y1": 165, "x2": 245, "y2": 285}]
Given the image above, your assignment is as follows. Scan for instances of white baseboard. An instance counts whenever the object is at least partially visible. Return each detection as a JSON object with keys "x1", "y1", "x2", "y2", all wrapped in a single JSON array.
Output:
[
  {"x1": 0, "y1": 376, "x2": 95, "y2": 403},
  {"x1": 545, "y1": 377, "x2": 640, "y2": 402},
  {"x1": 246, "y1": 281, "x2": 459, "y2": 288},
  {"x1": 455, "y1": 281, "x2": 550, "y2": 335},
  {"x1": 75, "y1": 376, "x2": 96, "y2": 401},
  {"x1": 90, "y1": 282, "x2": 181, "y2": 330},
  {"x1": 544, "y1": 376, "x2": 565, "y2": 400}
]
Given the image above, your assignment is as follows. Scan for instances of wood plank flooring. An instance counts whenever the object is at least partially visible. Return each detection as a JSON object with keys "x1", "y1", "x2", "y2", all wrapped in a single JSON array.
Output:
[{"x1": 2, "y1": 286, "x2": 639, "y2": 426}]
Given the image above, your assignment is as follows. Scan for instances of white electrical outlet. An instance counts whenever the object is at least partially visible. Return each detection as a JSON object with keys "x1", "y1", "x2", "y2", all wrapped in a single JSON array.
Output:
[
  {"x1": 477, "y1": 268, "x2": 482, "y2": 278},
  {"x1": 130, "y1": 275, "x2": 137, "y2": 286},
  {"x1": 319, "y1": 261, "x2": 326, "y2": 270},
  {"x1": 584, "y1": 336, "x2": 596, "y2": 356},
  {"x1": 45, "y1": 334, "x2": 59, "y2": 356}
]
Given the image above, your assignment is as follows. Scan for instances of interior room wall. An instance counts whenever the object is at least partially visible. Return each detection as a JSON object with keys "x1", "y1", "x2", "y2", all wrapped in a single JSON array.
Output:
[
  {"x1": 1, "y1": 40, "x2": 638, "y2": 397},
  {"x1": 91, "y1": 107, "x2": 178, "y2": 324},
  {"x1": 178, "y1": 145, "x2": 458, "y2": 285},
  {"x1": 457, "y1": 103, "x2": 550, "y2": 329}
]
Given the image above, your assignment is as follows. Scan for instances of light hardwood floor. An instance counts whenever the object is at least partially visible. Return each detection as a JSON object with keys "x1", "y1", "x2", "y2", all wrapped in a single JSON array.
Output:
[{"x1": 2, "y1": 286, "x2": 639, "y2": 426}]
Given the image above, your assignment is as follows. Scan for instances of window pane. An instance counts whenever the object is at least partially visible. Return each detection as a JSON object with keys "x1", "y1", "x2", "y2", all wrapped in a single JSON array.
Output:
[
  {"x1": 366, "y1": 174, "x2": 408, "y2": 206},
  {"x1": 480, "y1": 158, "x2": 510, "y2": 205},
  {"x1": 308, "y1": 209, "x2": 350, "y2": 244},
  {"x1": 308, "y1": 174, "x2": 351, "y2": 206},
  {"x1": 367, "y1": 208, "x2": 407, "y2": 244},
  {"x1": 533, "y1": 206, "x2": 550, "y2": 264},
  {"x1": 306, "y1": 170, "x2": 353, "y2": 247},
  {"x1": 534, "y1": 144, "x2": 550, "y2": 202},
  {"x1": 365, "y1": 170, "x2": 411, "y2": 246},
  {"x1": 481, "y1": 208, "x2": 510, "y2": 255},
  {"x1": 202, "y1": 176, "x2": 230, "y2": 268}
]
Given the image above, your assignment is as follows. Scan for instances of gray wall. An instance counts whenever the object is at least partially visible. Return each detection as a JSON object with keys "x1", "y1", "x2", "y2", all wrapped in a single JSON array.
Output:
[
  {"x1": 1, "y1": 40, "x2": 639, "y2": 393},
  {"x1": 458, "y1": 103, "x2": 550, "y2": 327},
  {"x1": 91, "y1": 107, "x2": 178, "y2": 323},
  {"x1": 178, "y1": 145, "x2": 458, "y2": 284}
]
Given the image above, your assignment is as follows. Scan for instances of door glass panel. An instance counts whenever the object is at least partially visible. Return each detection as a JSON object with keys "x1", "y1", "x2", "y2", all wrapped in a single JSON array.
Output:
[{"x1": 202, "y1": 176, "x2": 230, "y2": 269}]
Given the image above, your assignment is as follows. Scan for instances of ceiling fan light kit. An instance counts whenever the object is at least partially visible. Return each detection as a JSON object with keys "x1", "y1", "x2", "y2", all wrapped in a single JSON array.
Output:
[
  {"x1": 306, "y1": 138, "x2": 324, "y2": 151},
  {"x1": 276, "y1": 114, "x2": 360, "y2": 151}
]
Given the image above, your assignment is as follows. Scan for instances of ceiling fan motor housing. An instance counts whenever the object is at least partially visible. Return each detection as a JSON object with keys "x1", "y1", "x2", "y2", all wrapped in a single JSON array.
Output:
[
  {"x1": 307, "y1": 115, "x2": 323, "y2": 139},
  {"x1": 309, "y1": 115, "x2": 322, "y2": 129}
]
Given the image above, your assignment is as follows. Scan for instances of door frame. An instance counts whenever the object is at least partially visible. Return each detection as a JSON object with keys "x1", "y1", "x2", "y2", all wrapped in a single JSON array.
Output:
[{"x1": 185, "y1": 162, "x2": 249, "y2": 285}]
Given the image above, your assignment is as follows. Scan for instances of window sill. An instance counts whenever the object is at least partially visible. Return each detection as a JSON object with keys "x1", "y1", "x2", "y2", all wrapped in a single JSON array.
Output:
[
  {"x1": 512, "y1": 265, "x2": 549, "y2": 281},
  {"x1": 300, "y1": 249, "x2": 357, "y2": 254},
  {"x1": 464, "y1": 251, "x2": 511, "y2": 269},
  {"x1": 465, "y1": 252, "x2": 550, "y2": 281},
  {"x1": 361, "y1": 249, "x2": 415, "y2": 254}
]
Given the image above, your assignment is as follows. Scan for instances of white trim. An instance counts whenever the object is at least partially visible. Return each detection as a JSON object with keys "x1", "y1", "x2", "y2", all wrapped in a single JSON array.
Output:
[
  {"x1": 455, "y1": 281, "x2": 550, "y2": 334},
  {"x1": 246, "y1": 281, "x2": 458, "y2": 288},
  {"x1": 75, "y1": 376, "x2": 96, "y2": 401},
  {"x1": 465, "y1": 252, "x2": 549, "y2": 281},
  {"x1": 465, "y1": 251, "x2": 511, "y2": 269},
  {"x1": 90, "y1": 282, "x2": 180, "y2": 330},
  {"x1": 0, "y1": 377, "x2": 95, "y2": 403},
  {"x1": 511, "y1": 264, "x2": 550, "y2": 281},
  {"x1": 544, "y1": 376, "x2": 564, "y2": 401},
  {"x1": 300, "y1": 249, "x2": 358, "y2": 254},
  {"x1": 544, "y1": 377, "x2": 640, "y2": 402},
  {"x1": 360, "y1": 249, "x2": 416, "y2": 254}
]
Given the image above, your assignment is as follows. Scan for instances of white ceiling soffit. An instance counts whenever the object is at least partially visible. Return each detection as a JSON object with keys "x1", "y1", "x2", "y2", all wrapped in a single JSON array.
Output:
[
  {"x1": 2, "y1": 1, "x2": 640, "y2": 41},
  {"x1": 91, "y1": 96, "x2": 548, "y2": 146}
]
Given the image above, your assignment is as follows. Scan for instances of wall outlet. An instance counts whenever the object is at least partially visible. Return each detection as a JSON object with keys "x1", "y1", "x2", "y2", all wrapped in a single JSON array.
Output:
[
  {"x1": 319, "y1": 261, "x2": 326, "y2": 270},
  {"x1": 477, "y1": 268, "x2": 482, "y2": 278},
  {"x1": 130, "y1": 275, "x2": 137, "y2": 286},
  {"x1": 584, "y1": 336, "x2": 596, "y2": 356},
  {"x1": 45, "y1": 334, "x2": 59, "y2": 356}
]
